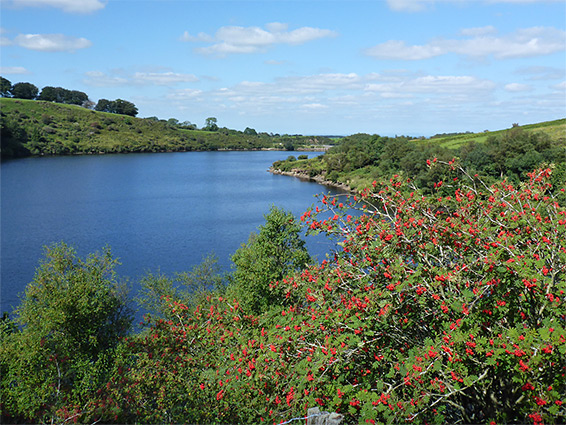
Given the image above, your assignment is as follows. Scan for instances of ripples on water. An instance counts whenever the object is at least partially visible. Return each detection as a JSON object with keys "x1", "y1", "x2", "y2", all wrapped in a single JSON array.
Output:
[{"x1": 1, "y1": 151, "x2": 347, "y2": 315}]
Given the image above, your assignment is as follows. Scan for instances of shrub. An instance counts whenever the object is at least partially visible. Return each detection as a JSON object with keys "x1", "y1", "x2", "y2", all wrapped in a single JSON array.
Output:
[{"x1": 102, "y1": 163, "x2": 565, "y2": 424}]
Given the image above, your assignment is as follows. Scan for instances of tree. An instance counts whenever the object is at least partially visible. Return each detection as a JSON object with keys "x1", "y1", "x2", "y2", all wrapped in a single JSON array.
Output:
[
  {"x1": 94, "y1": 99, "x2": 138, "y2": 116},
  {"x1": 244, "y1": 127, "x2": 257, "y2": 135},
  {"x1": 0, "y1": 243, "x2": 132, "y2": 423},
  {"x1": 66, "y1": 90, "x2": 89, "y2": 106},
  {"x1": 10, "y1": 82, "x2": 38, "y2": 100},
  {"x1": 112, "y1": 99, "x2": 138, "y2": 117},
  {"x1": 179, "y1": 120, "x2": 196, "y2": 130},
  {"x1": 167, "y1": 118, "x2": 180, "y2": 127},
  {"x1": 0, "y1": 76, "x2": 12, "y2": 97},
  {"x1": 204, "y1": 117, "x2": 218, "y2": 131},
  {"x1": 283, "y1": 163, "x2": 566, "y2": 424},
  {"x1": 0, "y1": 114, "x2": 30, "y2": 158},
  {"x1": 95, "y1": 98, "x2": 112, "y2": 113},
  {"x1": 136, "y1": 253, "x2": 225, "y2": 319},
  {"x1": 228, "y1": 206, "x2": 311, "y2": 315},
  {"x1": 38, "y1": 86, "x2": 63, "y2": 102}
]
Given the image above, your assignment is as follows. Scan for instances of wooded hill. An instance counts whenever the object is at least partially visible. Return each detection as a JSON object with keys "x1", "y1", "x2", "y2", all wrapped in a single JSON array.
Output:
[
  {"x1": 272, "y1": 118, "x2": 566, "y2": 198},
  {"x1": 0, "y1": 98, "x2": 332, "y2": 158}
]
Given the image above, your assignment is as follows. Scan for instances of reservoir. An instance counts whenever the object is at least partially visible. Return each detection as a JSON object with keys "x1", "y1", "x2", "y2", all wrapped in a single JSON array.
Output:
[{"x1": 1, "y1": 151, "x2": 345, "y2": 315}]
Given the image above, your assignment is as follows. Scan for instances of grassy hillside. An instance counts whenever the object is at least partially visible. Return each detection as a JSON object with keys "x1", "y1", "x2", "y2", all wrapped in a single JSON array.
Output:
[
  {"x1": 0, "y1": 98, "x2": 331, "y2": 158},
  {"x1": 424, "y1": 118, "x2": 566, "y2": 149},
  {"x1": 272, "y1": 118, "x2": 566, "y2": 195}
]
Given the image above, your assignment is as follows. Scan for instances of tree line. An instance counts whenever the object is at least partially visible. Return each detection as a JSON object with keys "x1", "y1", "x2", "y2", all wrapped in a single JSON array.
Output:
[
  {"x1": 0, "y1": 77, "x2": 307, "y2": 139},
  {"x1": 1, "y1": 76, "x2": 138, "y2": 117}
]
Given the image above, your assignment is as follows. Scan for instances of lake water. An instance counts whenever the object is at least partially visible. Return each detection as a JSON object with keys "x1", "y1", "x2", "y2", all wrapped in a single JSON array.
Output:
[{"x1": 1, "y1": 151, "x2": 346, "y2": 315}]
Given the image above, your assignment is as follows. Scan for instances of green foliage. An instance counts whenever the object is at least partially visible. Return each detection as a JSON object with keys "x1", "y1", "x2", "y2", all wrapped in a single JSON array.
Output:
[
  {"x1": 204, "y1": 116, "x2": 218, "y2": 131},
  {"x1": 0, "y1": 112, "x2": 31, "y2": 158},
  {"x1": 228, "y1": 206, "x2": 311, "y2": 315},
  {"x1": 286, "y1": 165, "x2": 566, "y2": 424},
  {"x1": 271, "y1": 123, "x2": 566, "y2": 195},
  {"x1": 10, "y1": 82, "x2": 39, "y2": 100},
  {"x1": 86, "y1": 166, "x2": 565, "y2": 424},
  {"x1": 0, "y1": 76, "x2": 12, "y2": 97},
  {"x1": 2, "y1": 167, "x2": 565, "y2": 424},
  {"x1": 0, "y1": 243, "x2": 132, "y2": 423},
  {"x1": 0, "y1": 98, "x2": 329, "y2": 158},
  {"x1": 38, "y1": 86, "x2": 89, "y2": 106},
  {"x1": 428, "y1": 119, "x2": 566, "y2": 149},
  {"x1": 95, "y1": 98, "x2": 138, "y2": 117},
  {"x1": 137, "y1": 253, "x2": 226, "y2": 319}
]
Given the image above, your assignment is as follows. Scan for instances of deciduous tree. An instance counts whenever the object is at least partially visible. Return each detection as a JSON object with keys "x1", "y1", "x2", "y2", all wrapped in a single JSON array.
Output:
[
  {"x1": 0, "y1": 243, "x2": 132, "y2": 423},
  {"x1": 0, "y1": 76, "x2": 12, "y2": 97},
  {"x1": 10, "y1": 82, "x2": 38, "y2": 100},
  {"x1": 228, "y1": 206, "x2": 311, "y2": 315}
]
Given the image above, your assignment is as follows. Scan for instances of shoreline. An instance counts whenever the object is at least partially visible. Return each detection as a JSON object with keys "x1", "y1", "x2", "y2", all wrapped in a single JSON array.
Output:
[{"x1": 268, "y1": 167, "x2": 354, "y2": 193}]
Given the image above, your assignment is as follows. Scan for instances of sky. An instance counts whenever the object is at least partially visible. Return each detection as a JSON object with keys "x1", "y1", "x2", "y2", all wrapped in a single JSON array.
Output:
[{"x1": 1, "y1": 0, "x2": 565, "y2": 136}]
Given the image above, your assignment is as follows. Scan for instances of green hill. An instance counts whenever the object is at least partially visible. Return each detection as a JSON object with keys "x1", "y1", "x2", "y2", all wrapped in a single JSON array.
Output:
[
  {"x1": 423, "y1": 118, "x2": 566, "y2": 149},
  {"x1": 0, "y1": 98, "x2": 330, "y2": 158},
  {"x1": 271, "y1": 118, "x2": 566, "y2": 195}
]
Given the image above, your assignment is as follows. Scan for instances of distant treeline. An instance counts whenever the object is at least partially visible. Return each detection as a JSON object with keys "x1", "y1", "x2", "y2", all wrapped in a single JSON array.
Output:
[
  {"x1": 0, "y1": 76, "x2": 138, "y2": 117},
  {"x1": 0, "y1": 98, "x2": 332, "y2": 158}
]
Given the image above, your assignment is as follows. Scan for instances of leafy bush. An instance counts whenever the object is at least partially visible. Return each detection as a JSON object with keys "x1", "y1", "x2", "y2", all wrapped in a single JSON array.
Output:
[
  {"x1": 228, "y1": 206, "x2": 311, "y2": 315},
  {"x1": 0, "y1": 243, "x2": 132, "y2": 423},
  {"x1": 96, "y1": 164, "x2": 565, "y2": 424}
]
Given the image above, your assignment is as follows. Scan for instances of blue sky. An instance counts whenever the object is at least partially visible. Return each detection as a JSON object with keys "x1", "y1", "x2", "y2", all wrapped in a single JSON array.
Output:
[{"x1": 1, "y1": 0, "x2": 564, "y2": 136}]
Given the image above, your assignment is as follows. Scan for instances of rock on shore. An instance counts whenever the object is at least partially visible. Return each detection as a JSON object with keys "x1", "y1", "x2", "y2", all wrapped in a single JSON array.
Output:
[{"x1": 269, "y1": 167, "x2": 353, "y2": 192}]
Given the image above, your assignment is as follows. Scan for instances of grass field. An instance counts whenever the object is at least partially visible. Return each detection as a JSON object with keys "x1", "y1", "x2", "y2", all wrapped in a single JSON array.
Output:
[{"x1": 422, "y1": 118, "x2": 566, "y2": 149}]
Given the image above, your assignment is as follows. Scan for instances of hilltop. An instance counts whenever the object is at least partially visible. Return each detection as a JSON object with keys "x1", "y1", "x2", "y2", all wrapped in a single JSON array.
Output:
[
  {"x1": 0, "y1": 98, "x2": 331, "y2": 158},
  {"x1": 423, "y1": 118, "x2": 566, "y2": 149}
]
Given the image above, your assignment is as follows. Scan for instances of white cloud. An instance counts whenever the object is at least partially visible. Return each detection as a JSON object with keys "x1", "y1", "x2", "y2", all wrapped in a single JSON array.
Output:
[
  {"x1": 516, "y1": 66, "x2": 565, "y2": 81},
  {"x1": 301, "y1": 103, "x2": 328, "y2": 110},
  {"x1": 387, "y1": 0, "x2": 563, "y2": 12},
  {"x1": 157, "y1": 69, "x2": 566, "y2": 135},
  {"x1": 0, "y1": 66, "x2": 29, "y2": 74},
  {"x1": 9, "y1": 0, "x2": 105, "y2": 13},
  {"x1": 504, "y1": 83, "x2": 532, "y2": 92},
  {"x1": 13, "y1": 33, "x2": 91, "y2": 52},
  {"x1": 365, "y1": 27, "x2": 566, "y2": 60},
  {"x1": 178, "y1": 72, "x2": 498, "y2": 121},
  {"x1": 365, "y1": 40, "x2": 444, "y2": 60},
  {"x1": 180, "y1": 31, "x2": 212, "y2": 43},
  {"x1": 366, "y1": 75, "x2": 496, "y2": 96},
  {"x1": 133, "y1": 72, "x2": 198, "y2": 85},
  {"x1": 386, "y1": 0, "x2": 431, "y2": 12},
  {"x1": 485, "y1": 0, "x2": 564, "y2": 3},
  {"x1": 166, "y1": 89, "x2": 203, "y2": 100},
  {"x1": 460, "y1": 26, "x2": 497, "y2": 37},
  {"x1": 84, "y1": 71, "x2": 128, "y2": 87},
  {"x1": 457, "y1": 27, "x2": 566, "y2": 59},
  {"x1": 183, "y1": 23, "x2": 337, "y2": 56},
  {"x1": 84, "y1": 70, "x2": 199, "y2": 87},
  {"x1": 264, "y1": 59, "x2": 287, "y2": 66}
]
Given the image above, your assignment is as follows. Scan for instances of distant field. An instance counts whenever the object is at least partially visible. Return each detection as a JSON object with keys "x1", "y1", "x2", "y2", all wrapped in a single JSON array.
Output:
[{"x1": 423, "y1": 118, "x2": 566, "y2": 149}]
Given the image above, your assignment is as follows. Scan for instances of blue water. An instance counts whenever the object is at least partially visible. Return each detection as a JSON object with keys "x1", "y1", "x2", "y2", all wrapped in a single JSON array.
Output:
[{"x1": 1, "y1": 151, "x2": 345, "y2": 314}]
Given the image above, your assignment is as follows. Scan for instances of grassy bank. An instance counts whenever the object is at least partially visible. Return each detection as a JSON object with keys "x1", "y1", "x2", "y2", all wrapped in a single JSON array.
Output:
[{"x1": 0, "y1": 98, "x2": 332, "y2": 158}]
